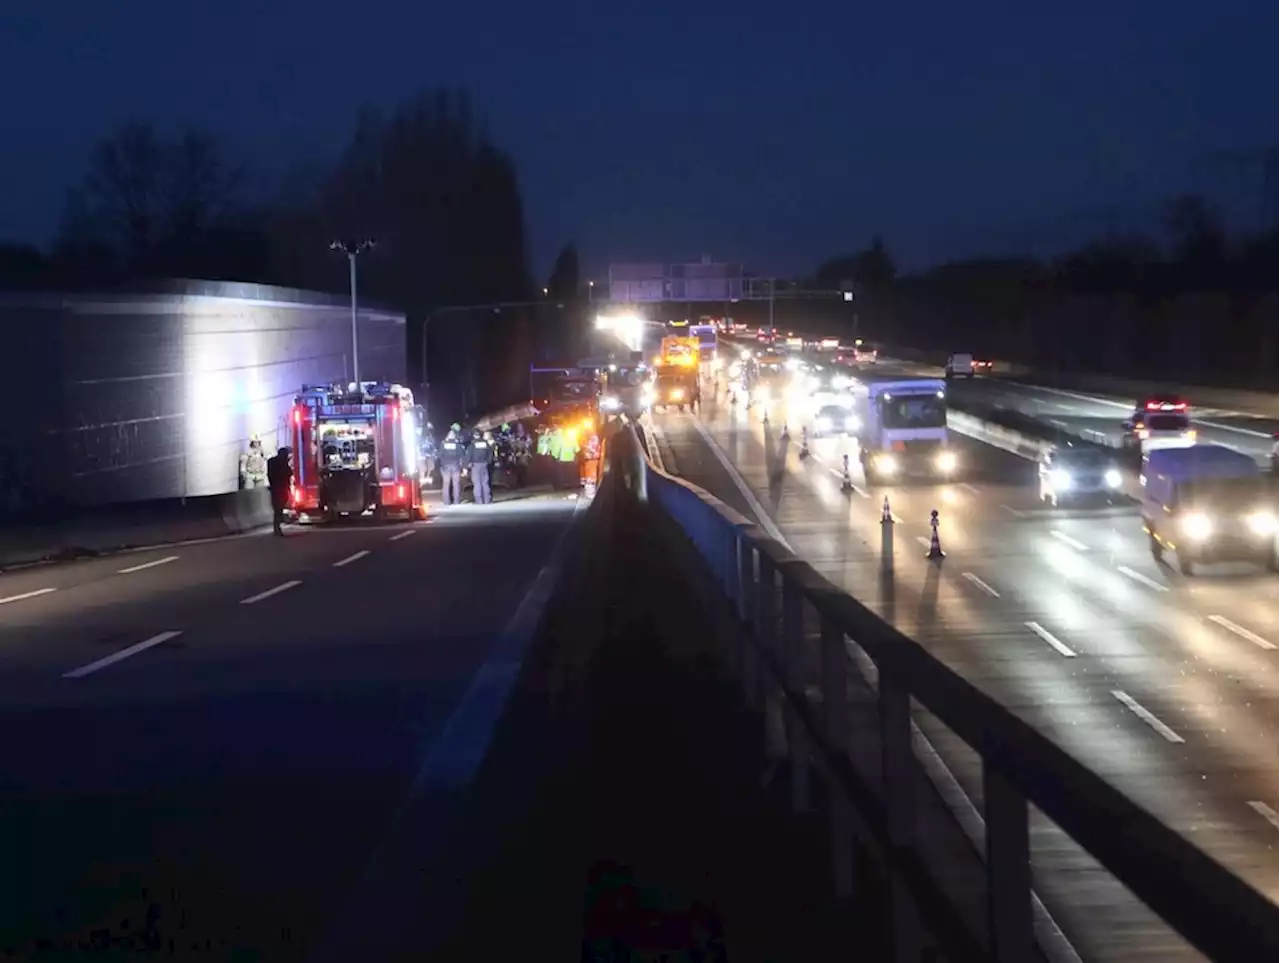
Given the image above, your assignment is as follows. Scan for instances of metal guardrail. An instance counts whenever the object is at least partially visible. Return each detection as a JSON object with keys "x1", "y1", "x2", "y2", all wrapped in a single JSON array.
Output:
[{"x1": 606, "y1": 423, "x2": 1275, "y2": 963}]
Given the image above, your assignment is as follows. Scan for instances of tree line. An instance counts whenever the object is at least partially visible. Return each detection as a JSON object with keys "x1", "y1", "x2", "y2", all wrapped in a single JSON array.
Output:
[
  {"x1": 813, "y1": 195, "x2": 1277, "y2": 384},
  {"x1": 0, "y1": 87, "x2": 586, "y2": 421}
]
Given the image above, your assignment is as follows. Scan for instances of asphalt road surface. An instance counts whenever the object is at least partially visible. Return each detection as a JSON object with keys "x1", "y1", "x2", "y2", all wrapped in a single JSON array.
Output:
[
  {"x1": 0, "y1": 490, "x2": 584, "y2": 960},
  {"x1": 647, "y1": 384, "x2": 1277, "y2": 963}
]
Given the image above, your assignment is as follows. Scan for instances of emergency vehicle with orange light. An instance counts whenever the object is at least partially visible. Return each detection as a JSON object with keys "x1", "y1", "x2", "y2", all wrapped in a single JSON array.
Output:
[
  {"x1": 287, "y1": 381, "x2": 426, "y2": 523},
  {"x1": 1122, "y1": 396, "x2": 1197, "y2": 453}
]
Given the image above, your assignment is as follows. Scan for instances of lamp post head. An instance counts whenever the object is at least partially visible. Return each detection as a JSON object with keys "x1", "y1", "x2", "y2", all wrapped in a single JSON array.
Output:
[{"x1": 330, "y1": 239, "x2": 377, "y2": 255}]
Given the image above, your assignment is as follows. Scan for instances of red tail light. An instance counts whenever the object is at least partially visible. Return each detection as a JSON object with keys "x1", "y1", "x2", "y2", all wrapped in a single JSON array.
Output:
[
  {"x1": 390, "y1": 405, "x2": 400, "y2": 421},
  {"x1": 292, "y1": 406, "x2": 303, "y2": 425},
  {"x1": 290, "y1": 485, "x2": 301, "y2": 505},
  {"x1": 396, "y1": 484, "x2": 405, "y2": 501}
]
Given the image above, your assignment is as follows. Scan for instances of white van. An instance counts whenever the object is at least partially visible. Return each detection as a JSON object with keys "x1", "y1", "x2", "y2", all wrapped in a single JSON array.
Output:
[
  {"x1": 945, "y1": 353, "x2": 974, "y2": 379},
  {"x1": 1141, "y1": 445, "x2": 1278, "y2": 575}
]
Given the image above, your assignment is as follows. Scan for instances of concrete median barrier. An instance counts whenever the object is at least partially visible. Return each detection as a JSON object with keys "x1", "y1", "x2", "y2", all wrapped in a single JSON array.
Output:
[
  {"x1": 0, "y1": 489, "x2": 275, "y2": 570},
  {"x1": 878, "y1": 343, "x2": 1277, "y2": 415}
]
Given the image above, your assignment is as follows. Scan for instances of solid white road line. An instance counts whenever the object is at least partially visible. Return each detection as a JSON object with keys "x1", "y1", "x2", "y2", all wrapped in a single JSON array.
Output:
[
  {"x1": 1207, "y1": 615, "x2": 1277, "y2": 651},
  {"x1": 958, "y1": 482, "x2": 980, "y2": 495},
  {"x1": 915, "y1": 535, "x2": 932, "y2": 550},
  {"x1": 962, "y1": 572, "x2": 1001, "y2": 597},
  {"x1": 1111, "y1": 690, "x2": 1185, "y2": 743},
  {"x1": 1117, "y1": 565, "x2": 1168, "y2": 592},
  {"x1": 388, "y1": 529, "x2": 417, "y2": 542},
  {"x1": 1246, "y1": 801, "x2": 1279, "y2": 829},
  {"x1": 689, "y1": 415, "x2": 792, "y2": 549},
  {"x1": 1000, "y1": 504, "x2": 1028, "y2": 518},
  {"x1": 333, "y1": 550, "x2": 371, "y2": 568},
  {"x1": 1049, "y1": 530, "x2": 1088, "y2": 552},
  {"x1": 0, "y1": 587, "x2": 57, "y2": 606},
  {"x1": 1026, "y1": 621, "x2": 1077, "y2": 658},
  {"x1": 63, "y1": 631, "x2": 183, "y2": 679},
  {"x1": 117, "y1": 555, "x2": 180, "y2": 575},
  {"x1": 239, "y1": 580, "x2": 302, "y2": 605}
]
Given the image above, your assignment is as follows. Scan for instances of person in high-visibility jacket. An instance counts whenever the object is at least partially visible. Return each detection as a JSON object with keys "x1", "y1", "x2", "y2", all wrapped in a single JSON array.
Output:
[
  {"x1": 556, "y1": 425, "x2": 580, "y2": 488},
  {"x1": 581, "y1": 431, "x2": 602, "y2": 488},
  {"x1": 536, "y1": 428, "x2": 552, "y2": 457}
]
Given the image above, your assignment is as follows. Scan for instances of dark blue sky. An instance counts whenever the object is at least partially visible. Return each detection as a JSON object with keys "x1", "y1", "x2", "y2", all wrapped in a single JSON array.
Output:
[{"x1": 1, "y1": 1, "x2": 1273, "y2": 277}]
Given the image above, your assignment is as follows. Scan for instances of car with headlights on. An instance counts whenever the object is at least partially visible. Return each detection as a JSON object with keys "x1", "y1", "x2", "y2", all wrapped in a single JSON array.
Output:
[
  {"x1": 1141, "y1": 444, "x2": 1277, "y2": 575},
  {"x1": 1038, "y1": 446, "x2": 1124, "y2": 507},
  {"x1": 812, "y1": 404, "x2": 859, "y2": 437}
]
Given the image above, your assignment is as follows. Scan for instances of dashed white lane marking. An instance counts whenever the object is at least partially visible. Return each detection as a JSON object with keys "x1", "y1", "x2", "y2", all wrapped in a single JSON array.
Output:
[
  {"x1": 1026, "y1": 621, "x2": 1077, "y2": 658},
  {"x1": 1000, "y1": 504, "x2": 1029, "y2": 518},
  {"x1": 117, "y1": 555, "x2": 180, "y2": 575},
  {"x1": 1247, "y1": 801, "x2": 1279, "y2": 829},
  {"x1": 1049, "y1": 530, "x2": 1088, "y2": 552},
  {"x1": 239, "y1": 580, "x2": 302, "y2": 605},
  {"x1": 333, "y1": 550, "x2": 371, "y2": 568},
  {"x1": 64, "y1": 631, "x2": 183, "y2": 678},
  {"x1": 1207, "y1": 615, "x2": 1276, "y2": 651},
  {"x1": 388, "y1": 529, "x2": 418, "y2": 542},
  {"x1": 1111, "y1": 690, "x2": 1185, "y2": 743},
  {"x1": 1117, "y1": 565, "x2": 1169, "y2": 593},
  {"x1": 958, "y1": 482, "x2": 980, "y2": 495},
  {"x1": 0, "y1": 587, "x2": 57, "y2": 606},
  {"x1": 962, "y1": 572, "x2": 1001, "y2": 597},
  {"x1": 915, "y1": 535, "x2": 932, "y2": 550}
]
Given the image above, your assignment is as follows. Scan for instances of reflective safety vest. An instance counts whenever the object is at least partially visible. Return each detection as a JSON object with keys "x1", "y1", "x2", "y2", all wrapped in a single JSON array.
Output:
[
  {"x1": 557, "y1": 434, "x2": 579, "y2": 462},
  {"x1": 584, "y1": 435, "x2": 601, "y2": 460},
  {"x1": 547, "y1": 430, "x2": 563, "y2": 460},
  {"x1": 537, "y1": 433, "x2": 552, "y2": 456}
]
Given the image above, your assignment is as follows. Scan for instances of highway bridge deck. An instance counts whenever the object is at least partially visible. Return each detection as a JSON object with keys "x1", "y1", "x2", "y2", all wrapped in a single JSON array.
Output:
[{"x1": 0, "y1": 493, "x2": 583, "y2": 960}]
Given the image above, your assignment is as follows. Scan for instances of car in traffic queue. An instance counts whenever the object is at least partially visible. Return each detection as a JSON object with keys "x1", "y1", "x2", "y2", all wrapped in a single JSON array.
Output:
[
  {"x1": 1122, "y1": 396, "x2": 1197, "y2": 453},
  {"x1": 812, "y1": 403, "x2": 859, "y2": 437},
  {"x1": 1140, "y1": 444, "x2": 1278, "y2": 575},
  {"x1": 1038, "y1": 445, "x2": 1125, "y2": 507}
]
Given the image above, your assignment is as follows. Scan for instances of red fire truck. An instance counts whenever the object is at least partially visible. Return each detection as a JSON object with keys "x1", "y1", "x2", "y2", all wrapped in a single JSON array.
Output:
[{"x1": 287, "y1": 381, "x2": 427, "y2": 523}]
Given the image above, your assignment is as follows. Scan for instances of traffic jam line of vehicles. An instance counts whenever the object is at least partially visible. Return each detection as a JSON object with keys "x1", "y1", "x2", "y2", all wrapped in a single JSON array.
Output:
[
  {"x1": 720, "y1": 330, "x2": 1278, "y2": 578},
  {"x1": 656, "y1": 332, "x2": 1280, "y2": 938}
]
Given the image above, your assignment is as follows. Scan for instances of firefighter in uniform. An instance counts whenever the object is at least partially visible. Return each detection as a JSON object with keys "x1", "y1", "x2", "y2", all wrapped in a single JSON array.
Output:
[
  {"x1": 266, "y1": 446, "x2": 293, "y2": 536},
  {"x1": 239, "y1": 437, "x2": 268, "y2": 489},
  {"x1": 469, "y1": 430, "x2": 495, "y2": 504},
  {"x1": 439, "y1": 425, "x2": 465, "y2": 505}
]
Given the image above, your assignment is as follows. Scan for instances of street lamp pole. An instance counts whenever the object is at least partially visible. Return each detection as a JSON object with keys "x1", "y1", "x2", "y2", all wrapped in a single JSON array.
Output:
[{"x1": 330, "y1": 239, "x2": 376, "y2": 385}]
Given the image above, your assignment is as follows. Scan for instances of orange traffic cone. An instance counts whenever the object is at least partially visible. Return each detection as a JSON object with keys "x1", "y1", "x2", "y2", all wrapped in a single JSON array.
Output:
[{"x1": 926, "y1": 509, "x2": 945, "y2": 560}]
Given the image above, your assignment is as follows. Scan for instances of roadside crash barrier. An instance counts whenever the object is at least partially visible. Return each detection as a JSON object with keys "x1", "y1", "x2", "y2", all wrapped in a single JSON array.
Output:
[
  {"x1": 606, "y1": 423, "x2": 1275, "y2": 963},
  {"x1": 947, "y1": 408, "x2": 1120, "y2": 462},
  {"x1": 0, "y1": 489, "x2": 275, "y2": 570},
  {"x1": 873, "y1": 344, "x2": 1278, "y2": 418}
]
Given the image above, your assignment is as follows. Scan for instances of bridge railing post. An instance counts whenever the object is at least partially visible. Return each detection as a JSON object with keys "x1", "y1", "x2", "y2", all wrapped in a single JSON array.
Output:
[{"x1": 984, "y1": 762, "x2": 1033, "y2": 962}]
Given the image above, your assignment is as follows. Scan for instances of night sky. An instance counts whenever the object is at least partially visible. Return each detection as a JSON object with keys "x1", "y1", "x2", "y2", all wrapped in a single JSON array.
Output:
[{"x1": 1, "y1": 1, "x2": 1273, "y2": 276}]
